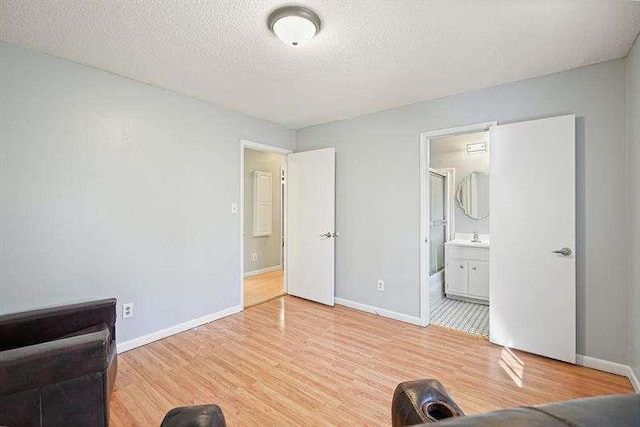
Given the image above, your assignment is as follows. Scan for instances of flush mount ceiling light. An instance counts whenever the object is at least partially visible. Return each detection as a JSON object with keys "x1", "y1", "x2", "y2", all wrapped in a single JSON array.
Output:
[{"x1": 267, "y1": 6, "x2": 321, "y2": 47}]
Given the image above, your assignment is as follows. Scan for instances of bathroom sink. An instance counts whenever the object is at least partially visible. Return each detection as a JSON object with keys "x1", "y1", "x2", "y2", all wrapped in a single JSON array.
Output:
[{"x1": 444, "y1": 239, "x2": 490, "y2": 249}]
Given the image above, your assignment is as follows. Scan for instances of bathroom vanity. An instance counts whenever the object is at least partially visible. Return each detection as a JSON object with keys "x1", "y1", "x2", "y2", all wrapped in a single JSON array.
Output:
[{"x1": 444, "y1": 237, "x2": 489, "y2": 304}]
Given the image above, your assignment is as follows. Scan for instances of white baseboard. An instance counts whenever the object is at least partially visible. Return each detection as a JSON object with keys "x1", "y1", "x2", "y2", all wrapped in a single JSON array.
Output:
[
  {"x1": 576, "y1": 354, "x2": 630, "y2": 376},
  {"x1": 244, "y1": 265, "x2": 282, "y2": 277},
  {"x1": 117, "y1": 304, "x2": 242, "y2": 354},
  {"x1": 630, "y1": 368, "x2": 640, "y2": 392},
  {"x1": 113, "y1": 300, "x2": 640, "y2": 393},
  {"x1": 576, "y1": 354, "x2": 639, "y2": 392},
  {"x1": 335, "y1": 297, "x2": 422, "y2": 326}
]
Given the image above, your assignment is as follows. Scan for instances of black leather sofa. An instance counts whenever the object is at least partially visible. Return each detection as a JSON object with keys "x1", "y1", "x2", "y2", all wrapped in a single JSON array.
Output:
[
  {"x1": 391, "y1": 379, "x2": 640, "y2": 426},
  {"x1": 159, "y1": 379, "x2": 639, "y2": 427},
  {"x1": 0, "y1": 299, "x2": 118, "y2": 427}
]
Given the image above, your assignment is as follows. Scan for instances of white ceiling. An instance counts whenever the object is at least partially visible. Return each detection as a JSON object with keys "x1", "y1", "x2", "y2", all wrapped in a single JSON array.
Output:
[{"x1": 1, "y1": 1, "x2": 639, "y2": 129}]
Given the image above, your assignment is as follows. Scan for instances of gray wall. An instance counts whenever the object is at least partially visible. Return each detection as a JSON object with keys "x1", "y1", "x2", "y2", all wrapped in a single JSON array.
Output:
[
  {"x1": 0, "y1": 42, "x2": 295, "y2": 344},
  {"x1": 1, "y1": 40, "x2": 636, "y2": 368},
  {"x1": 627, "y1": 35, "x2": 640, "y2": 381},
  {"x1": 296, "y1": 59, "x2": 629, "y2": 364},
  {"x1": 243, "y1": 149, "x2": 284, "y2": 273},
  {"x1": 430, "y1": 146, "x2": 490, "y2": 235}
]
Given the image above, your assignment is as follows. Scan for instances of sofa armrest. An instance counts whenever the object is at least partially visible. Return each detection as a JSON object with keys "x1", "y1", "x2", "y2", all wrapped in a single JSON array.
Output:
[
  {"x1": 0, "y1": 327, "x2": 110, "y2": 396},
  {"x1": 161, "y1": 405, "x2": 227, "y2": 427},
  {"x1": 428, "y1": 394, "x2": 640, "y2": 426},
  {"x1": 392, "y1": 380, "x2": 465, "y2": 426},
  {"x1": 0, "y1": 298, "x2": 116, "y2": 351}
]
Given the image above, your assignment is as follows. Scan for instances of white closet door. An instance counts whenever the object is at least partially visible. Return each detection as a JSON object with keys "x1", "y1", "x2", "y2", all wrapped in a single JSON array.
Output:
[
  {"x1": 287, "y1": 148, "x2": 336, "y2": 306},
  {"x1": 490, "y1": 114, "x2": 576, "y2": 363},
  {"x1": 253, "y1": 171, "x2": 272, "y2": 237}
]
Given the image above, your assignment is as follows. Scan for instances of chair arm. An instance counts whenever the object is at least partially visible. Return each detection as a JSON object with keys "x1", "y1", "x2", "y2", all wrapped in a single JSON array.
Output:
[
  {"x1": 0, "y1": 327, "x2": 110, "y2": 396},
  {"x1": 0, "y1": 298, "x2": 117, "y2": 351}
]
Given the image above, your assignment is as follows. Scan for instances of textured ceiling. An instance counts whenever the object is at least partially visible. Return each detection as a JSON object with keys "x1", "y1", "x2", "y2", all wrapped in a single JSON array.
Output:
[{"x1": 1, "y1": 1, "x2": 639, "y2": 129}]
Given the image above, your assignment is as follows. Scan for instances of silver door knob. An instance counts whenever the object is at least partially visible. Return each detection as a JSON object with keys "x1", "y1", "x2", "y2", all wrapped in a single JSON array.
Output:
[
  {"x1": 320, "y1": 231, "x2": 338, "y2": 239},
  {"x1": 552, "y1": 247, "x2": 572, "y2": 256}
]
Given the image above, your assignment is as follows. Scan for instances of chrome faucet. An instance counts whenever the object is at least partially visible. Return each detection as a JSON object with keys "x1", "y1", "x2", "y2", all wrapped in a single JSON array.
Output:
[{"x1": 472, "y1": 231, "x2": 480, "y2": 242}]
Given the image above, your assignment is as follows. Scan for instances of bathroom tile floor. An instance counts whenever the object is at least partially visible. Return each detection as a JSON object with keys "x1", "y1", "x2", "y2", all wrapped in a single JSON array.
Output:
[{"x1": 430, "y1": 294, "x2": 489, "y2": 338}]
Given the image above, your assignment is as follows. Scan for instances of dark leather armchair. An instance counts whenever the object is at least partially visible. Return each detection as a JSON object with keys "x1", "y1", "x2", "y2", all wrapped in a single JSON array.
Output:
[{"x1": 0, "y1": 299, "x2": 118, "y2": 427}]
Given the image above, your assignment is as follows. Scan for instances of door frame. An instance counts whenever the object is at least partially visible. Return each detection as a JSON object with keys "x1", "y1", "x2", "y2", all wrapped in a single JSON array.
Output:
[
  {"x1": 239, "y1": 139, "x2": 293, "y2": 309},
  {"x1": 419, "y1": 121, "x2": 497, "y2": 326}
]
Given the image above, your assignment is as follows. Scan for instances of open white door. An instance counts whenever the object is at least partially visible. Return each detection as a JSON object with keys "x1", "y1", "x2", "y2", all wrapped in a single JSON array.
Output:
[
  {"x1": 490, "y1": 114, "x2": 576, "y2": 363},
  {"x1": 287, "y1": 148, "x2": 336, "y2": 306}
]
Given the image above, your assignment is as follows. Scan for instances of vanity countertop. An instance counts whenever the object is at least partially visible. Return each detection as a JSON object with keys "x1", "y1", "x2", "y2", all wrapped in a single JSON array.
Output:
[{"x1": 444, "y1": 239, "x2": 490, "y2": 249}]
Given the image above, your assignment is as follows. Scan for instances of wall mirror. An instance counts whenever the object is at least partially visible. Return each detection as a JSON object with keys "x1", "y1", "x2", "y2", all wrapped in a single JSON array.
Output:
[{"x1": 456, "y1": 171, "x2": 490, "y2": 219}]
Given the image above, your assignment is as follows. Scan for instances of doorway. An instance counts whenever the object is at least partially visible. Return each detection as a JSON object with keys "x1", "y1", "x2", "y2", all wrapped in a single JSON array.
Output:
[
  {"x1": 419, "y1": 121, "x2": 496, "y2": 333},
  {"x1": 240, "y1": 140, "x2": 291, "y2": 308},
  {"x1": 428, "y1": 130, "x2": 491, "y2": 337},
  {"x1": 419, "y1": 115, "x2": 576, "y2": 364},
  {"x1": 240, "y1": 142, "x2": 337, "y2": 310}
]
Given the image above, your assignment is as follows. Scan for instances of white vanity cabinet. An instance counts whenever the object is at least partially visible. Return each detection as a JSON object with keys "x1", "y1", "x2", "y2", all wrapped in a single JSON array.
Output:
[
  {"x1": 444, "y1": 242, "x2": 490, "y2": 303},
  {"x1": 468, "y1": 261, "x2": 490, "y2": 299}
]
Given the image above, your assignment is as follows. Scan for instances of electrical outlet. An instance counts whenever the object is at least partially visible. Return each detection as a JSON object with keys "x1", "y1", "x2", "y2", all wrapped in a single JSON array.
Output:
[
  {"x1": 123, "y1": 302, "x2": 134, "y2": 318},
  {"x1": 252, "y1": 253, "x2": 258, "y2": 261},
  {"x1": 377, "y1": 279, "x2": 384, "y2": 292}
]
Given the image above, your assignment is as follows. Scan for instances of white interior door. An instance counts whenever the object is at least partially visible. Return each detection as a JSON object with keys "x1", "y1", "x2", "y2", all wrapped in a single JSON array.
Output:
[
  {"x1": 490, "y1": 114, "x2": 576, "y2": 363},
  {"x1": 253, "y1": 171, "x2": 272, "y2": 237},
  {"x1": 287, "y1": 148, "x2": 336, "y2": 306}
]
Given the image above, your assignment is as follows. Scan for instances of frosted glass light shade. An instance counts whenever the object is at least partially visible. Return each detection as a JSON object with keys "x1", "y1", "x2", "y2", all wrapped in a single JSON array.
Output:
[
  {"x1": 273, "y1": 15, "x2": 317, "y2": 46},
  {"x1": 267, "y1": 6, "x2": 321, "y2": 47}
]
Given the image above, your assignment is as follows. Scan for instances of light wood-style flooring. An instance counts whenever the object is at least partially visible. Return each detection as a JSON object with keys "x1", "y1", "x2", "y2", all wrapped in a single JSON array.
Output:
[
  {"x1": 243, "y1": 269, "x2": 284, "y2": 308},
  {"x1": 110, "y1": 296, "x2": 633, "y2": 426}
]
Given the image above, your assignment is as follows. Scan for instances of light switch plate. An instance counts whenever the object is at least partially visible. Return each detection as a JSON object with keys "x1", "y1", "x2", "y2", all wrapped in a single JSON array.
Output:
[{"x1": 231, "y1": 203, "x2": 238, "y2": 214}]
